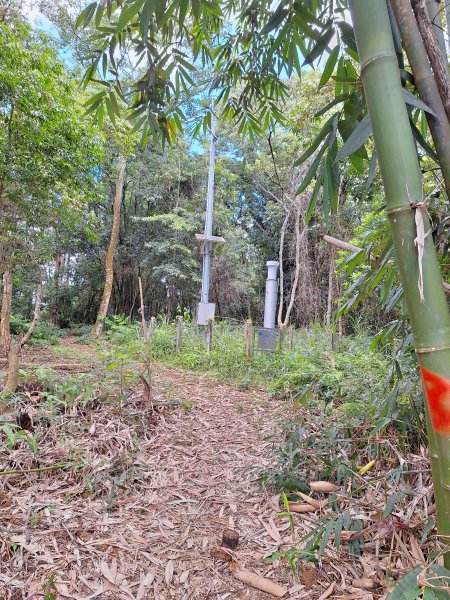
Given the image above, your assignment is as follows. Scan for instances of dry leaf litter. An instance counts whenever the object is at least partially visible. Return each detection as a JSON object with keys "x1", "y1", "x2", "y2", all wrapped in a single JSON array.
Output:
[{"x1": 0, "y1": 341, "x2": 438, "y2": 599}]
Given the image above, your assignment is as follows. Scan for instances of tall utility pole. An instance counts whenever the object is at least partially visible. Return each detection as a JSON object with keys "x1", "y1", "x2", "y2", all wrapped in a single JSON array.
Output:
[
  {"x1": 196, "y1": 113, "x2": 225, "y2": 324},
  {"x1": 201, "y1": 113, "x2": 216, "y2": 304}
]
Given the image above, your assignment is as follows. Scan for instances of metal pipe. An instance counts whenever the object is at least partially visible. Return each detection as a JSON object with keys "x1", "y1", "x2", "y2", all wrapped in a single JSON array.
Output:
[
  {"x1": 200, "y1": 113, "x2": 216, "y2": 304},
  {"x1": 263, "y1": 261, "x2": 279, "y2": 329}
]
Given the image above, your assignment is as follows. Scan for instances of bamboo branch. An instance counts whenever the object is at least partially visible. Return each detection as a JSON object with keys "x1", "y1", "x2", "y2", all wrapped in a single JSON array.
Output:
[
  {"x1": 323, "y1": 235, "x2": 450, "y2": 297},
  {"x1": 0, "y1": 462, "x2": 70, "y2": 476}
]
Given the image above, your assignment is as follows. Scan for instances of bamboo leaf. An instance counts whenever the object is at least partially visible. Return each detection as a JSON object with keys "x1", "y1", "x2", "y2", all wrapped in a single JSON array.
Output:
[
  {"x1": 335, "y1": 115, "x2": 372, "y2": 162},
  {"x1": 385, "y1": 566, "x2": 422, "y2": 600},
  {"x1": 75, "y1": 2, "x2": 97, "y2": 28},
  {"x1": 319, "y1": 46, "x2": 339, "y2": 88},
  {"x1": 304, "y1": 165, "x2": 324, "y2": 225},
  {"x1": 337, "y1": 21, "x2": 358, "y2": 53},
  {"x1": 318, "y1": 522, "x2": 333, "y2": 557},
  {"x1": 296, "y1": 143, "x2": 328, "y2": 195},
  {"x1": 302, "y1": 25, "x2": 334, "y2": 67},
  {"x1": 116, "y1": 0, "x2": 146, "y2": 31},
  {"x1": 409, "y1": 118, "x2": 438, "y2": 161},
  {"x1": 261, "y1": 5, "x2": 289, "y2": 35},
  {"x1": 402, "y1": 88, "x2": 438, "y2": 118},
  {"x1": 366, "y1": 150, "x2": 377, "y2": 189},
  {"x1": 294, "y1": 113, "x2": 337, "y2": 166},
  {"x1": 314, "y1": 94, "x2": 349, "y2": 118}
]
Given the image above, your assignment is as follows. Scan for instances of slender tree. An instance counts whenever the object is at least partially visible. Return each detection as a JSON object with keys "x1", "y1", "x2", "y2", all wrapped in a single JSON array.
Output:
[{"x1": 93, "y1": 154, "x2": 127, "y2": 337}]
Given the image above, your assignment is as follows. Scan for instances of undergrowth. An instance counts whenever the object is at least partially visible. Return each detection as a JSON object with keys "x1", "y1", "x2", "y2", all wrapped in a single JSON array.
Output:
[{"x1": 142, "y1": 321, "x2": 423, "y2": 436}]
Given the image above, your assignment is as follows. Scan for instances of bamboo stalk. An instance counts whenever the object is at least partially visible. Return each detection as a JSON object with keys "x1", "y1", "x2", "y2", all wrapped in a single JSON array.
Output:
[
  {"x1": 349, "y1": 0, "x2": 450, "y2": 565},
  {"x1": 425, "y1": 0, "x2": 448, "y2": 62},
  {"x1": 411, "y1": 0, "x2": 450, "y2": 121},
  {"x1": 390, "y1": 0, "x2": 450, "y2": 201}
]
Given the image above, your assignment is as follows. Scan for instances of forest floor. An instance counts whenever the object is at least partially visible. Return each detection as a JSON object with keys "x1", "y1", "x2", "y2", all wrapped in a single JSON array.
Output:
[{"x1": 0, "y1": 337, "x2": 434, "y2": 600}]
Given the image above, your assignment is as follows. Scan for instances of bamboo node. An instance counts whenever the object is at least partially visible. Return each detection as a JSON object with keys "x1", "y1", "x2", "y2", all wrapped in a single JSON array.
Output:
[
  {"x1": 386, "y1": 205, "x2": 414, "y2": 216},
  {"x1": 360, "y1": 51, "x2": 396, "y2": 72}
]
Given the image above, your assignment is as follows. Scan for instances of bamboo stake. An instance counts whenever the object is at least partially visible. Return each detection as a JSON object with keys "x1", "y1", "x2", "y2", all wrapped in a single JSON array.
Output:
[{"x1": 349, "y1": 0, "x2": 450, "y2": 565}]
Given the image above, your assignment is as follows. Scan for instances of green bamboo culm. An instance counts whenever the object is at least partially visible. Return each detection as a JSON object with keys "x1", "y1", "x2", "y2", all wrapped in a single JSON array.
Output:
[{"x1": 348, "y1": 0, "x2": 450, "y2": 565}]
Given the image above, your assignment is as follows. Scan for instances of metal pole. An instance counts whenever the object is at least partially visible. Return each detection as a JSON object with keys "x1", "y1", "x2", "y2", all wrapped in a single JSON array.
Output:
[
  {"x1": 263, "y1": 261, "x2": 279, "y2": 329},
  {"x1": 200, "y1": 113, "x2": 216, "y2": 304}
]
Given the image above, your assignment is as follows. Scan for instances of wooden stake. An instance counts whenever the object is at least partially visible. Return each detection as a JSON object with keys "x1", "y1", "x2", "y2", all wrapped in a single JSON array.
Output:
[
  {"x1": 176, "y1": 316, "x2": 183, "y2": 353},
  {"x1": 138, "y1": 277, "x2": 148, "y2": 341},
  {"x1": 288, "y1": 325, "x2": 294, "y2": 350},
  {"x1": 245, "y1": 319, "x2": 252, "y2": 362},
  {"x1": 206, "y1": 318, "x2": 213, "y2": 354},
  {"x1": 148, "y1": 316, "x2": 156, "y2": 339},
  {"x1": 279, "y1": 326, "x2": 285, "y2": 351}
]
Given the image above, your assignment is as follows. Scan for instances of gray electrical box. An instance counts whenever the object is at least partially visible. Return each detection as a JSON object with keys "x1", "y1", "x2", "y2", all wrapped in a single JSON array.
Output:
[
  {"x1": 197, "y1": 302, "x2": 215, "y2": 325},
  {"x1": 257, "y1": 327, "x2": 277, "y2": 352}
]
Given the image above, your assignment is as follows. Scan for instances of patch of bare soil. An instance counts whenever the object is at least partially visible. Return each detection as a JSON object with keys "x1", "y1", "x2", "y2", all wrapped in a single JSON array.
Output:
[{"x1": 0, "y1": 342, "x2": 438, "y2": 599}]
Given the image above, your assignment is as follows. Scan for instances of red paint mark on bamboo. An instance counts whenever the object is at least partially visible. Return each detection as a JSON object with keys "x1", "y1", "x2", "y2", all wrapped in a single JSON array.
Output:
[{"x1": 420, "y1": 367, "x2": 450, "y2": 434}]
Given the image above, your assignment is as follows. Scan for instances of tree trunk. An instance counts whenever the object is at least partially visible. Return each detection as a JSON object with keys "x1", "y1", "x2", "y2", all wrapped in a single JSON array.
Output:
[
  {"x1": 93, "y1": 154, "x2": 126, "y2": 337},
  {"x1": 1, "y1": 271, "x2": 12, "y2": 352},
  {"x1": 3, "y1": 281, "x2": 42, "y2": 396},
  {"x1": 411, "y1": 0, "x2": 450, "y2": 121},
  {"x1": 282, "y1": 207, "x2": 302, "y2": 326},
  {"x1": 349, "y1": 0, "x2": 450, "y2": 564},
  {"x1": 277, "y1": 209, "x2": 290, "y2": 327},
  {"x1": 390, "y1": 0, "x2": 450, "y2": 201},
  {"x1": 3, "y1": 342, "x2": 19, "y2": 396},
  {"x1": 50, "y1": 253, "x2": 63, "y2": 326}
]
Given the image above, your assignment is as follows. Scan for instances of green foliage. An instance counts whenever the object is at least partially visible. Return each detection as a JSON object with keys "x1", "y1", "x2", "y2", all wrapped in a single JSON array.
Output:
[
  {"x1": 29, "y1": 322, "x2": 64, "y2": 347},
  {"x1": 0, "y1": 19, "x2": 104, "y2": 264},
  {"x1": 9, "y1": 317, "x2": 63, "y2": 347}
]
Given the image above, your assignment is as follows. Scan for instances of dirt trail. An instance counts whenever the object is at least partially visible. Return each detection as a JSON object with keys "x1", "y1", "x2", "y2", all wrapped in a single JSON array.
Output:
[{"x1": 1, "y1": 341, "x2": 307, "y2": 599}]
